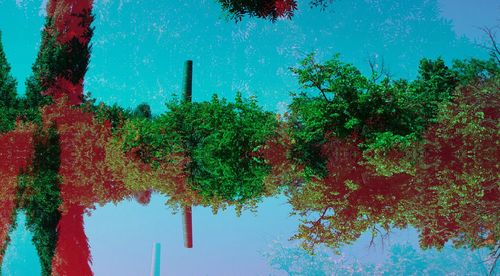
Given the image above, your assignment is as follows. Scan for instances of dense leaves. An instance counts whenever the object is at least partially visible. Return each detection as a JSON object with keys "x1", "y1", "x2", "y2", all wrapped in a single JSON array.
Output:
[
  {"x1": 0, "y1": 32, "x2": 18, "y2": 133},
  {"x1": 216, "y1": 0, "x2": 335, "y2": 21},
  {"x1": 121, "y1": 93, "x2": 277, "y2": 210},
  {"x1": 0, "y1": 124, "x2": 34, "y2": 273},
  {"x1": 412, "y1": 73, "x2": 499, "y2": 250},
  {"x1": 285, "y1": 54, "x2": 499, "y2": 253},
  {"x1": 217, "y1": 0, "x2": 298, "y2": 21},
  {"x1": 17, "y1": 126, "x2": 61, "y2": 276}
]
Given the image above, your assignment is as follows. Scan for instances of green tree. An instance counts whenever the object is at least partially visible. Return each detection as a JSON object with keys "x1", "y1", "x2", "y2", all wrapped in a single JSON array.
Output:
[
  {"x1": 23, "y1": 19, "x2": 59, "y2": 111},
  {"x1": 133, "y1": 103, "x2": 152, "y2": 119},
  {"x1": 0, "y1": 31, "x2": 19, "y2": 133},
  {"x1": 121, "y1": 93, "x2": 277, "y2": 210},
  {"x1": 284, "y1": 55, "x2": 498, "y2": 254},
  {"x1": 287, "y1": 53, "x2": 443, "y2": 177},
  {"x1": 17, "y1": 126, "x2": 61, "y2": 276}
]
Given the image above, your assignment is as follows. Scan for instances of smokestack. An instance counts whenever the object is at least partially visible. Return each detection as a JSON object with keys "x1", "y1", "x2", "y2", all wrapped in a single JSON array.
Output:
[
  {"x1": 183, "y1": 206, "x2": 193, "y2": 248},
  {"x1": 182, "y1": 60, "x2": 194, "y2": 249},
  {"x1": 150, "y1": 242, "x2": 161, "y2": 276},
  {"x1": 182, "y1": 60, "x2": 193, "y2": 103}
]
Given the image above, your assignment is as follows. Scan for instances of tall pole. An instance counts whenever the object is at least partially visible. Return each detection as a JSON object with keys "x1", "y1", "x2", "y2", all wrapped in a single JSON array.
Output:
[
  {"x1": 183, "y1": 60, "x2": 193, "y2": 103},
  {"x1": 182, "y1": 60, "x2": 193, "y2": 249},
  {"x1": 150, "y1": 242, "x2": 161, "y2": 276}
]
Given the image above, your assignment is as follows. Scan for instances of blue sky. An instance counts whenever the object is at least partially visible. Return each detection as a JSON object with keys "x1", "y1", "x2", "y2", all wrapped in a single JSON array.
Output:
[
  {"x1": 0, "y1": 0, "x2": 497, "y2": 113},
  {"x1": 0, "y1": 0, "x2": 498, "y2": 275}
]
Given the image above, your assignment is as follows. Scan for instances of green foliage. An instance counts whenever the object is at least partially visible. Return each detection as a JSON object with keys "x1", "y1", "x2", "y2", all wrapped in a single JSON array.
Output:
[
  {"x1": 122, "y1": 93, "x2": 277, "y2": 206},
  {"x1": 24, "y1": 19, "x2": 59, "y2": 111},
  {"x1": 288, "y1": 53, "x2": 461, "y2": 176},
  {"x1": 291, "y1": 53, "x2": 368, "y2": 104},
  {"x1": 86, "y1": 102, "x2": 133, "y2": 131},
  {"x1": 133, "y1": 103, "x2": 152, "y2": 119},
  {"x1": 409, "y1": 57, "x2": 458, "y2": 123},
  {"x1": 18, "y1": 126, "x2": 61, "y2": 276},
  {"x1": 121, "y1": 117, "x2": 176, "y2": 167},
  {"x1": 79, "y1": 92, "x2": 134, "y2": 131},
  {"x1": 452, "y1": 57, "x2": 500, "y2": 85},
  {"x1": 287, "y1": 96, "x2": 332, "y2": 177},
  {"x1": 0, "y1": 32, "x2": 19, "y2": 133}
]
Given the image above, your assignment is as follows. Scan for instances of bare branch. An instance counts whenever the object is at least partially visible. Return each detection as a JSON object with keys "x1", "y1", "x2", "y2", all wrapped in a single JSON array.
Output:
[
  {"x1": 478, "y1": 26, "x2": 500, "y2": 64},
  {"x1": 368, "y1": 55, "x2": 391, "y2": 82},
  {"x1": 312, "y1": 206, "x2": 330, "y2": 227},
  {"x1": 488, "y1": 241, "x2": 500, "y2": 276}
]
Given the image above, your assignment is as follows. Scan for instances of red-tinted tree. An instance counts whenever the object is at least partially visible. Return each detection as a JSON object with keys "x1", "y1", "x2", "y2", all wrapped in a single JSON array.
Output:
[{"x1": 0, "y1": 124, "x2": 34, "y2": 266}]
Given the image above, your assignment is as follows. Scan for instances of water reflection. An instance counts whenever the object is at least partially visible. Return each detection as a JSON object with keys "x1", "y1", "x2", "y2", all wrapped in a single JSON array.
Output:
[
  {"x1": 264, "y1": 240, "x2": 493, "y2": 275},
  {"x1": 1, "y1": 212, "x2": 41, "y2": 275},
  {"x1": 0, "y1": 0, "x2": 498, "y2": 275},
  {"x1": 0, "y1": 59, "x2": 497, "y2": 274}
]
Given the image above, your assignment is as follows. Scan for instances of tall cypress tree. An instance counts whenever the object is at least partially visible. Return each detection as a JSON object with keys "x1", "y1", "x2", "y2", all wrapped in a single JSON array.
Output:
[
  {"x1": 0, "y1": 31, "x2": 19, "y2": 133},
  {"x1": 24, "y1": 18, "x2": 59, "y2": 111},
  {"x1": 24, "y1": 1, "x2": 94, "y2": 111},
  {"x1": 18, "y1": 126, "x2": 61, "y2": 276},
  {"x1": 19, "y1": 1, "x2": 95, "y2": 274}
]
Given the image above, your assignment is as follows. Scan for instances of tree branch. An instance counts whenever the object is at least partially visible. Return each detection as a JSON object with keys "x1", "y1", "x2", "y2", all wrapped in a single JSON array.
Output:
[{"x1": 479, "y1": 26, "x2": 500, "y2": 64}]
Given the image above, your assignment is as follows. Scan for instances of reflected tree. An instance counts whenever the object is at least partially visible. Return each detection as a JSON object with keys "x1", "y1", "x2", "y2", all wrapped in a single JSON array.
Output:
[{"x1": 0, "y1": 0, "x2": 498, "y2": 274}]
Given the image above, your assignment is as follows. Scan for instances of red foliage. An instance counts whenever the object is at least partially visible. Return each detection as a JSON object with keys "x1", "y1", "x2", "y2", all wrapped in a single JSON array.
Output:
[
  {"x1": 320, "y1": 133, "x2": 411, "y2": 222},
  {"x1": 42, "y1": 0, "x2": 94, "y2": 106},
  {"x1": 42, "y1": 98, "x2": 128, "y2": 209},
  {"x1": 134, "y1": 189, "x2": 152, "y2": 205},
  {"x1": 412, "y1": 82, "x2": 500, "y2": 249},
  {"x1": 52, "y1": 205, "x2": 92, "y2": 276},
  {"x1": 0, "y1": 127, "x2": 34, "y2": 263},
  {"x1": 274, "y1": 0, "x2": 297, "y2": 18},
  {"x1": 44, "y1": 77, "x2": 84, "y2": 107},
  {"x1": 46, "y1": 0, "x2": 93, "y2": 45},
  {"x1": 0, "y1": 127, "x2": 35, "y2": 175}
]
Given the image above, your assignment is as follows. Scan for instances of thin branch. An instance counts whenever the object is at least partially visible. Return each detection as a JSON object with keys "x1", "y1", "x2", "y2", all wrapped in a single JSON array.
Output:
[
  {"x1": 488, "y1": 241, "x2": 500, "y2": 276},
  {"x1": 478, "y1": 26, "x2": 500, "y2": 64},
  {"x1": 368, "y1": 55, "x2": 391, "y2": 82},
  {"x1": 309, "y1": 60, "x2": 332, "y2": 103},
  {"x1": 312, "y1": 206, "x2": 330, "y2": 227}
]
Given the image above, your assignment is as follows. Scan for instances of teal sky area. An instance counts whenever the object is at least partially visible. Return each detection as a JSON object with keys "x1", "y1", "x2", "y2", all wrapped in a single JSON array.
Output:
[
  {"x1": 0, "y1": 0, "x2": 498, "y2": 113},
  {"x1": 0, "y1": 0, "x2": 498, "y2": 275}
]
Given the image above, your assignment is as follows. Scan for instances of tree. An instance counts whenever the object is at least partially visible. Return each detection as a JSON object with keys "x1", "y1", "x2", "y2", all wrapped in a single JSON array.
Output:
[
  {"x1": 17, "y1": 126, "x2": 61, "y2": 276},
  {"x1": 133, "y1": 103, "x2": 152, "y2": 120},
  {"x1": 14, "y1": 0, "x2": 96, "y2": 274},
  {"x1": 283, "y1": 54, "x2": 498, "y2": 254},
  {"x1": 0, "y1": 32, "x2": 19, "y2": 133},
  {"x1": 121, "y1": 93, "x2": 277, "y2": 212},
  {"x1": 216, "y1": 0, "x2": 336, "y2": 21},
  {"x1": 287, "y1": 53, "x2": 440, "y2": 178},
  {"x1": 216, "y1": 0, "x2": 298, "y2": 21},
  {"x1": 0, "y1": 124, "x2": 34, "y2": 274},
  {"x1": 24, "y1": 0, "x2": 94, "y2": 110}
]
